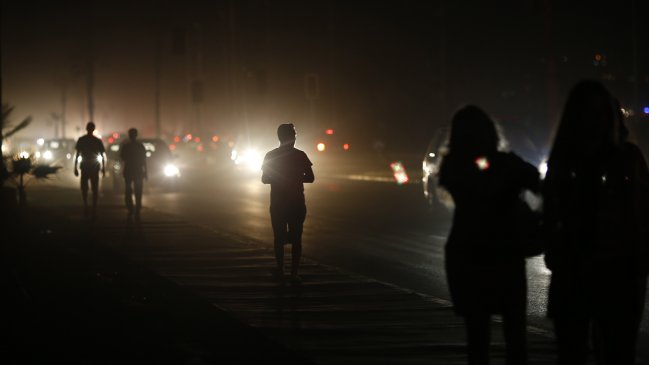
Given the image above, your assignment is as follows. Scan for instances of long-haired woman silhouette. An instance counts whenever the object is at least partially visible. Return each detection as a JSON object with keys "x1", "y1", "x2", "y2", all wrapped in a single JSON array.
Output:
[
  {"x1": 543, "y1": 80, "x2": 649, "y2": 365},
  {"x1": 439, "y1": 105, "x2": 541, "y2": 365}
]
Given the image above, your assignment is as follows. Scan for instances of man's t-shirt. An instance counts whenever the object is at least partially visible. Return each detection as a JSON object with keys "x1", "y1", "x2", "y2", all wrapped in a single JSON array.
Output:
[
  {"x1": 75, "y1": 135, "x2": 105, "y2": 170},
  {"x1": 120, "y1": 140, "x2": 147, "y2": 179},
  {"x1": 262, "y1": 146, "x2": 312, "y2": 205}
]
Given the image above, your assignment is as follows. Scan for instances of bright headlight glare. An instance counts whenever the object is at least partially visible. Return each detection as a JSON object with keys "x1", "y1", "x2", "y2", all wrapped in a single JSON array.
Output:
[
  {"x1": 539, "y1": 160, "x2": 548, "y2": 179},
  {"x1": 242, "y1": 149, "x2": 262, "y2": 171},
  {"x1": 164, "y1": 164, "x2": 180, "y2": 177},
  {"x1": 43, "y1": 150, "x2": 53, "y2": 160}
]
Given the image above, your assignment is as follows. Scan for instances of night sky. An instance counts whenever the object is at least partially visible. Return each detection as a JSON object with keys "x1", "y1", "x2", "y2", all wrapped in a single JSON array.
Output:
[{"x1": 2, "y1": 0, "x2": 648, "y2": 154}]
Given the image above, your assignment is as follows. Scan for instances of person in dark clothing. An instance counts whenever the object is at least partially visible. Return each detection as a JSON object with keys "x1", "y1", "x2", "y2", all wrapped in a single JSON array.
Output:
[
  {"x1": 543, "y1": 80, "x2": 649, "y2": 365},
  {"x1": 438, "y1": 105, "x2": 541, "y2": 365},
  {"x1": 74, "y1": 121, "x2": 106, "y2": 218},
  {"x1": 262, "y1": 123, "x2": 315, "y2": 283},
  {"x1": 120, "y1": 128, "x2": 147, "y2": 221}
]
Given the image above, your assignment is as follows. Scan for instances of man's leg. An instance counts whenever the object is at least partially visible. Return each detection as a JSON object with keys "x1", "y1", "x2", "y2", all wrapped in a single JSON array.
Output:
[
  {"x1": 288, "y1": 205, "x2": 307, "y2": 279},
  {"x1": 80, "y1": 170, "x2": 89, "y2": 215},
  {"x1": 124, "y1": 176, "x2": 134, "y2": 215},
  {"x1": 134, "y1": 177, "x2": 143, "y2": 220},
  {"x1": 89, "y1": 170, "x2": 99, "y2": 216},
  {"x1": 270, "y1": 206, "x2": 287, "y2": 276}
]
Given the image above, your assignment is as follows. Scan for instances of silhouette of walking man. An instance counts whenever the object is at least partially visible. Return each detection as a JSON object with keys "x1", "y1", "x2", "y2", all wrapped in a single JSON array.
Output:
[
  {"x1": 262, "y1": 123, "x2": 315, "y2": 283},
  {"x1": 120, "y1": 128, "x2": 147, "y2": 222},
  {"x1": 543, "y1": 80, "x2": 649, "y2": 365},
  {"x1": 74, "y1": 121, "x2": 105, "y2": 218}
]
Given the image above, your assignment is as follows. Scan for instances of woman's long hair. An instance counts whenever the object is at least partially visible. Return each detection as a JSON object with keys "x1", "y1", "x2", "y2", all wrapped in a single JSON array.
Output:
[
  {"x1": 547, "y1": 80, "x2": 620, "y2": 172},
  {"x1": 445, "y1": 105, "x2": 501, "y2": 163}
]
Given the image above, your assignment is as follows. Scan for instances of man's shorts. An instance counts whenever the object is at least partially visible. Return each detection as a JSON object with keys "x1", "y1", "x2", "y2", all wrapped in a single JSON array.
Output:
[{"x1": 80, "y1": 166, "x2": 100, "y2": 191}]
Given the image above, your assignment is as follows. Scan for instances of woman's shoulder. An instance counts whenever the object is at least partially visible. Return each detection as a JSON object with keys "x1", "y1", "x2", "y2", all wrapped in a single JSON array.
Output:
[{"x1": 495, "y1": 151, "x2": 533, "y2": 168}]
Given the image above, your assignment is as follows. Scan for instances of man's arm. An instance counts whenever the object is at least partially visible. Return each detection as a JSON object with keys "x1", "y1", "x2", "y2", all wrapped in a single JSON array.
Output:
[
  {"x1": 303, "y1": 165, "x2": 314, "y2": 183},
  {"x1": 303, "y1": 154, "x2": 314, "y2": 183},
  {"x1": 74, "y1": 150, "x2": 80, "y2": 176},
  {"x1": 261, "y1": 170, "x2": 272, "y2": 184},
  {"x1": 101, "y1": 152, "x2": 106, "y2": 177},
  {"x1": 261, "y1": 154, "x2": 272, "y2": 184},
  {"x1": 99, "y1": 141, "x2": 106, "y2": 177},
  {"x1": 142, "y1": 146, "x2": 148, "y2": 180}
]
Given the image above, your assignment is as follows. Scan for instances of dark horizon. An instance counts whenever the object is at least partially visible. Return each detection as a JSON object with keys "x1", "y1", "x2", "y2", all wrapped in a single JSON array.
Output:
[{"x1": 2, "y1": 0, "x2": 648, "y2": 155}]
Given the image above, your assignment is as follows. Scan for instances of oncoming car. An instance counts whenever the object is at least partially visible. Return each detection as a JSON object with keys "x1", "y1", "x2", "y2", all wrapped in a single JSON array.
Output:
[
  {"x1": 106, "y1": 138, "x2": 180, "y2": 191},
  {"x1": 422, "y1": 126, "x2": 449, "y2": 207}
]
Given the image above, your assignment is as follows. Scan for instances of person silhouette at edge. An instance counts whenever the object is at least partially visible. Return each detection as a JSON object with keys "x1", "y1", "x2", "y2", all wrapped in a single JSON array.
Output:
[
  {"x1": 543, "y1": 80, "x2": 649, "y2": 365},
  {"x1": 120, "y1": 128, "x2": 147, "y2": 222},
  {"x1": 74, "y1": 121, "x2": 106, "y2": 218},
  {"x1": 262, "y1": 123, "x2": 315, "y2": 284},
  {"x1": 438, "y1": 105, "x2": 540, "y2": 365}
]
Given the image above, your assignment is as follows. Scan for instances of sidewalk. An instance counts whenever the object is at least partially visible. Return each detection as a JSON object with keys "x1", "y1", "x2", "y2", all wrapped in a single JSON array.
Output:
[{"x1": 5, "y1": 186, "x2": 558, "y2": 364}]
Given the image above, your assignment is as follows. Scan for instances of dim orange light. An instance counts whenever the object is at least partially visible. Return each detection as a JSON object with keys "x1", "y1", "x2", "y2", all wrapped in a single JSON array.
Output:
[
  {"x1": 174, "y1": 136, "x2": 181, "y2": 143},
  {"x1": 197, "y1": 144, "x2": 204, "y2": 152},
  {"x1": 343, "y1": 143, "x2": 350, "y2": 150},
  {"x1": 325, "y1": 129, "x2": 334, "y2": 135},
  {"x1": 212, "y1": 135, "x2": 220, "y2": 142},
  {"x1": 169, "y1": 144, "x2": 176, "y2": 151},
  {"x1": 112, "y1": 132, "x2": 119, "y2": 139},
  {"x1": 194, "y1": 137, "x2": 201, "y2": 143}
]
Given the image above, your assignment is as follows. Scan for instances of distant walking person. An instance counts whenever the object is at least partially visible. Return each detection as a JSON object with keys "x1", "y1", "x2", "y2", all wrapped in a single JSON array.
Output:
[
  {"x1": 438, "y1": 106, "x2": 541, "y2": 365},
  {"x1": 543, "y1": 80, "x2": 649, "y2": 365},
  {"x1": 120, "y1": 128, "x2": 147, "y2": 221},
  {"x1": 74, "y1": 121, "x2": 106, "y2": 218},
  {"x1": 262, "y1": 123, "x2": 315, "y2": 283}
]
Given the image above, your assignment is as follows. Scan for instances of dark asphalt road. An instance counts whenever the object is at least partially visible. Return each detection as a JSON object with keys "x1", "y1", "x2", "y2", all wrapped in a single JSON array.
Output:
[{"x1": 39, "y1": 159, "x2": 648, "y2": 360}]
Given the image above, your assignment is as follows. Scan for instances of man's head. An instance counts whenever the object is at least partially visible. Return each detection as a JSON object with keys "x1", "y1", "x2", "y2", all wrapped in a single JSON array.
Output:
[
  {"x1": 128, "y1": 128, "x2": 138, "y2": 141},
  {"x1": 277, "y1": 123, "x2": 296, "y2": 145},
  {"x1": 86, "y1": 122, "x2": 96, "y2": 134}
]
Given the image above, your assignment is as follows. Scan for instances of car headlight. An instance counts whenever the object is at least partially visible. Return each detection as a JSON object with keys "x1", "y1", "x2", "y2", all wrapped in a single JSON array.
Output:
[
  {"x1": 538, "y1": 159, "x2": 548, "y2": 179},
  {"x1": 233, "y1": 148, "x2": 262, "y2": 172},
  {"x1": 43, "y1": 150, "x2": 53, "y2": 160},
  {"x1": 163, "y1": 163, "x2": 180, "y2": 177}
]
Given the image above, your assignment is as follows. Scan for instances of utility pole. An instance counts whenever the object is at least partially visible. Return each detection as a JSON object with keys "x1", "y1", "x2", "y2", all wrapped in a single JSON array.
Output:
[
  {"x1": 631, "y1": 0, "x2": 639, "y2": 112},
  {"x1": 437, "y1": 0, "x2": 448, "y2": 122},
  {"x1": 61, "y1": 83, "x2": 67, "y2": 138},
  {"x1": 543, "y1": 0, "x2": 559, "y2": 128},
  {"x1": 154, "y1": 28, "x2": 162, "y2": 138},
  {"x1": 86, "y1": 47, "x2": 95, "y2": 124}
]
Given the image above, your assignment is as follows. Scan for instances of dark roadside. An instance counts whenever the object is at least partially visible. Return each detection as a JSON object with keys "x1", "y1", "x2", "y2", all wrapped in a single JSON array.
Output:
[{"x1": 2, "y1": 203, "x2": 313, "y2": 365}]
